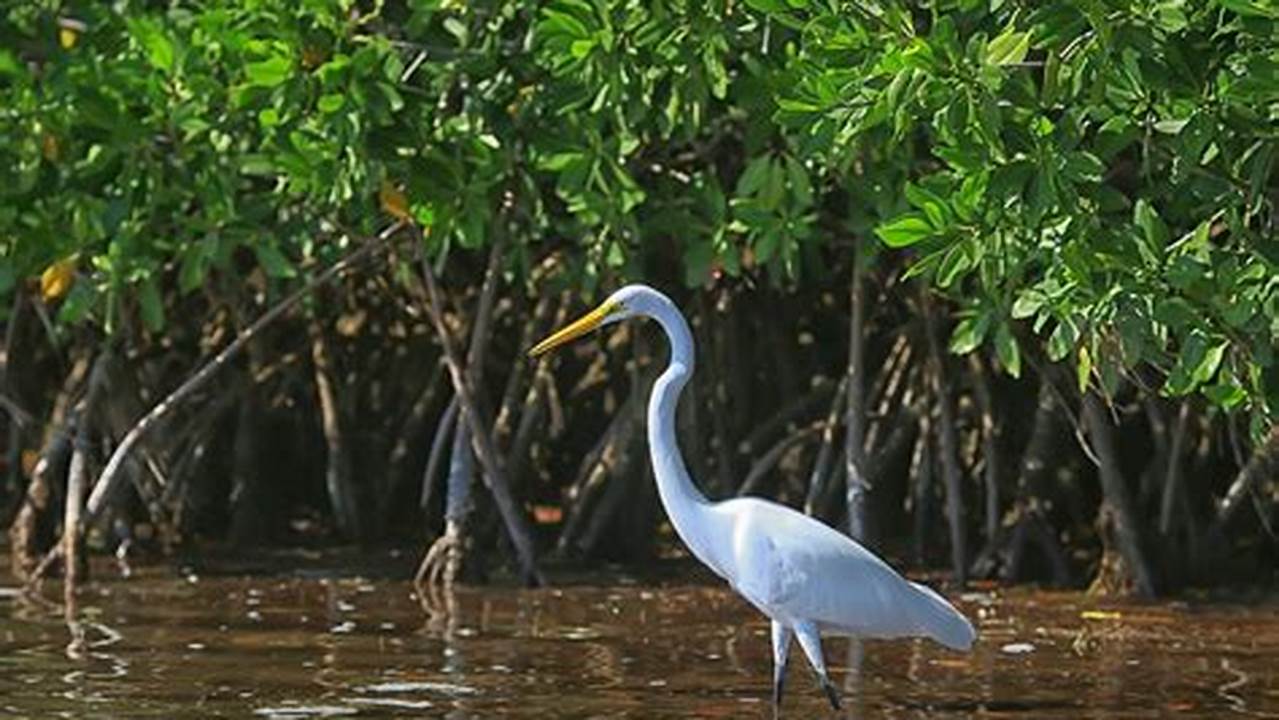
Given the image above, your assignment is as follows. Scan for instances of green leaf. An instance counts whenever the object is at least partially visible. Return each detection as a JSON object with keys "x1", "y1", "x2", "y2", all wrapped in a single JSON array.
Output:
[
  {"x1": 57, "y1": 282, "x2": 95, "y2": 327},
  {"x1": 254, "y1": 243, "x2": 296, "y2": 278},
  {"x1": 994, "y1": 322, "x2": 1021, "y2": 377},
  {"x1": 683, "y1": 241, "x2": 715, "y2": 288},
  {"x1": 936, "y1": 242, "x2": 972, "y2": 288},
  {"x1": 949, "y1": 314, "x2": 989, "y2": 355},
  {"x1": 1047, "y1": 321, "x2": 1077, "y2": 361},
  {"x1": 875, "y1": 213, "x2": 935, "y2": 247},
  {"x1": 1164, "y1": 332, "x2": 1226, "y2": 395},
  {"x1": 1216, "y1": 0, "x2": 1279, "y2": 18},
  {"x1": 0, "y1": 49, "x2": 21, "y2": 77},
  {"x1": 411, "y1": 203, "x2": 435, "y2": 227},
  {"x1": 1204, "y1": 376, "x2": 1246, "y2": 409},
  {"x1": 139, "y1": 276, "x2": 165, "y2": 332},
  {"x1": 1134, "y1": 199, "x2": 1169, "y2": 249},
  {"x1": 179, "y1": 245, "x2": 209, "y2": 293},
  {"x1": 1153, "y1": 297, "x2": 1199, "y2": 331},
  {"x1": 131, "y1": 19, "x2": 176, "y2": 74},
  {"x1": 246, "y1": 56, "x2": 293, "y2": 87},
  {"x1": 743, "y1": 0, "x2": 790, "y2": 13},
  {"x1": 985, "y1": 29, "x2": 1030, "y2": 66},
  {"x1": 1011, "y1": 291, "x2": 1044, "y2": 319},
  {"x1": 736, "y1": 156, "x2": 772, "y2": 196},
  {"x1": 1193, "y1": 340, "x2": 1228, "y2": 386},
  {"x1": 904, "y1": 182, "x2": 951, "y2": 228},
  {"x1": 1077, "y1": 344, "x2": 1093, "y2": 394},
  {"x1": 318, "y1": 94, "x2": 344, "y2": 113}
]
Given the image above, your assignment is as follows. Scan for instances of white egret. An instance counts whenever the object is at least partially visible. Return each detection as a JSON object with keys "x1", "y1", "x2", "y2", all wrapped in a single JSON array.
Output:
[{"x1": 531, "y1": 284, "x2": 975, "y2": 713}]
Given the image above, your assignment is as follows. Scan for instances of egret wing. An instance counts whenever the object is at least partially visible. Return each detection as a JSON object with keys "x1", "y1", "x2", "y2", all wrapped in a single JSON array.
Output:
[{"x1": 721, "y1": 498, "x2": 974, "y2": 650}]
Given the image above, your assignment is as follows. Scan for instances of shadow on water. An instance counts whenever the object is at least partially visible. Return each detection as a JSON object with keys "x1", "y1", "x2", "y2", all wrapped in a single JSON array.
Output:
[{"x1": 2, "y1": 554, "x2": 1278, "y2": 718}]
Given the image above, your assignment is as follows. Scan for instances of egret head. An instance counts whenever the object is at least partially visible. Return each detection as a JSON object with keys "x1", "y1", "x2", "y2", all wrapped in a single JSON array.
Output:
[{"x1": 528, "y1": 284, "x2": 653, "y2": 357}]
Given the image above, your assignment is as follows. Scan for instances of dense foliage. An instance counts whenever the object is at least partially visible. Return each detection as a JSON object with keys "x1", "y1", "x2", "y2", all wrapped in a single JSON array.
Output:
[{"x1": 0, "y1": 0, "x2": 1275, "y2": 593}]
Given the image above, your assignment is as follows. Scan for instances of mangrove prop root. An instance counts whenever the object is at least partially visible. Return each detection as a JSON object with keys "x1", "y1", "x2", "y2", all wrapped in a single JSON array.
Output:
[
  {"x1": 415, "y1": 227, "x2": 543, "y2": 587},
  {"x1": 83, "y1": 221, "x2": 407, "y2": 528}
]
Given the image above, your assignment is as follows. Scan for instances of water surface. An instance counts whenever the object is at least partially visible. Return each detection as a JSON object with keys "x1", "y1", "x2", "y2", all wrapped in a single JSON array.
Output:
[{"x1": 2, "y1": 557, "x2": 1277, "y2": 718}]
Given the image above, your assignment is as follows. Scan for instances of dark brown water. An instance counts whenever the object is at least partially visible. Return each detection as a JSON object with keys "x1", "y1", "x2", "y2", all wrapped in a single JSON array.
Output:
[{"x1": 2, "y1": 559, "x2": 1278, "y2": 718}]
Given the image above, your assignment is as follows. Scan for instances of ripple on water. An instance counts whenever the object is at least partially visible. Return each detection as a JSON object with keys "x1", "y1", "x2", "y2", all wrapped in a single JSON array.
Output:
[
  {"x1": 253, "y1": 705, "x2": 358, "y2": 718},
  {"x1": 360, "y1": 680, "x2": 478, "y2": 696}
]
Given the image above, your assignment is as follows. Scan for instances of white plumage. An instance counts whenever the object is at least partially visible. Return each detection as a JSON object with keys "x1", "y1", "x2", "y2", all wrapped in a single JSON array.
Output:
[{"x1": 531, "y1": 284, "x2": 976, "y2": 713}]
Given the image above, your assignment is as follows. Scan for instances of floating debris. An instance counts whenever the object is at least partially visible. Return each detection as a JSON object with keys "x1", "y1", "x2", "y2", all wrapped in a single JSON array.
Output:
[{"x1": 1001, "y1": 642, "x2": 1036, "y2": 655}]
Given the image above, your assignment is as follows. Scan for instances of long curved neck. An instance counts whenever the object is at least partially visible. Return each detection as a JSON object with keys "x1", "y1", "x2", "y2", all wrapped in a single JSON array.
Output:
[{"x1": 644, "y1": 294, "x2": 718, "y2": 565}]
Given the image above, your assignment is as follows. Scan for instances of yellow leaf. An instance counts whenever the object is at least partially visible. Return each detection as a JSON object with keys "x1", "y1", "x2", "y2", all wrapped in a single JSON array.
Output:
[
  {"x1": 58, "y1": 27, "x2": 78, "y2": 49},
  {"x1": 40, "y1": 256, "x2": 77, "y2": 302},
  {"x1": 379, "y1": 180, "x2": 410, "y2": 220},
  {"x1": 41, "y1": 133, "x2": 59, "y2": 162},
  {"x1": 301, "y1": 45, "x2": 326, "y2": 70},
  {"x1": 1080, "y1": 610, "x2": 1122, "y2": 621}
]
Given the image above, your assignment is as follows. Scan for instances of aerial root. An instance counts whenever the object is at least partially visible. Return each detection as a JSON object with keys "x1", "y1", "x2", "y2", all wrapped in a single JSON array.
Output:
[{"x1": 413, "y1": 525, "x2": 462, "y2": 621}]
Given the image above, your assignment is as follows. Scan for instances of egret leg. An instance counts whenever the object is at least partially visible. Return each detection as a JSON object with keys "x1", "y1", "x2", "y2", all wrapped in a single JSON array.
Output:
[
  {"x1": 794, "y1": 620, "x2": 841, "y2": 711},
  {"x1": 770, "y1": 620, "x2": 793, "y2": 715}
]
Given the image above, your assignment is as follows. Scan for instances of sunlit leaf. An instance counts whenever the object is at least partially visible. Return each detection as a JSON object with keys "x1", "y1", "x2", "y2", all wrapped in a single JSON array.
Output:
[
  {"x1": 949, "y1": 314, "x2": 988, "y2": 355},
  {"x1": 245, "y1": 55, "x2": 292, "y2": 87},
  {"x1": 985, "y1": 28, "x2": 1030, "y2": 66},
  {"x1": 995, "y1": 323, "x2": 1021, "y2": 377},
  {"x1": 40, "y1": 257, "x2": 77, "y2": 302},
  {"x1": 875, "y1": 213, "x2": 935, "y2": 247},
  {"x1": 1077, "y1": 344, "x2": 1093, "y2": 394}
]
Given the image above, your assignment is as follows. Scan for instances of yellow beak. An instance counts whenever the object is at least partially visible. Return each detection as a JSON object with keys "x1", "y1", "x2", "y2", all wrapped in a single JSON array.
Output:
[{"x1": 528, "y1": 301, "x2": 619, "y2": 357}]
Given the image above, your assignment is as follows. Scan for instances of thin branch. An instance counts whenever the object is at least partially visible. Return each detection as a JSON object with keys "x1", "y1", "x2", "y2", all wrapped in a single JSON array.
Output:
[{"x1": 413, "y1": 228, "x2": 543, "y2": 586}]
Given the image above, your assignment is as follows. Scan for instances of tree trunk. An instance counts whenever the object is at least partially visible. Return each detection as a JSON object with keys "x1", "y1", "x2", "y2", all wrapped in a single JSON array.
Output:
[
  {"x1": 805, "y1": 375, "x2": 848, "y2": 515},
  {"x1": 1, "y1": 290, "x2": 26, "y2": 522},
  {"x1": 975, "y1": 374, "x2": 1071, "y2": 585},
  {"x1": 968, "y1": 355, "x2": 1001, "y2": 548},
  {"x1": 911, "y1": 410, "x2": 934, "y2": 566},
  {"x1": 441, "y1": 418, "x2": 475, "y2": 579},
  {"x1": 1213, "y1": 424, "x2": 1279, "y2": 531},
  {"x1": 8, "y1": 355, "x2": 88, "y2": 582},
  {"x1": 311, "y1": 321, "x2": 361, "y2": 540},
  {"x1": 61, "y1": 352, "x2": 110, "y2": 594},
  {"x1": 921, "y1": 290, "x2": 967, "y2": 585},
  {"x1": 228, "y1": 388, "x2": 267, "y2": 545},
  {"x1": 1081, "y1": 392, "x2": 1156, "y2": 597},
  {"x1": 385, "y1": 363, "x2": 445, "y2": 517},
  {"x1": 1159, "y1": 402, "x2": 1191, "y2": 536},
  {"x1": 420, "y1": 396, "x2": 460, "y2": 513},
  {"x1": 843, "y1": 252, "x2": 870, "y2": 543}
]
